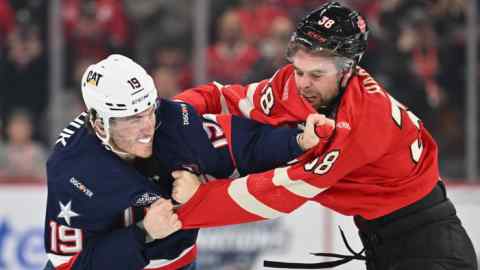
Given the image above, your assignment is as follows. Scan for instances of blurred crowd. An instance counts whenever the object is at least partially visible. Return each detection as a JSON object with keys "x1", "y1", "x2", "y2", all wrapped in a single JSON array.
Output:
[{"x1": 0, "y1": 0, "x2": 478, "y2": 181}]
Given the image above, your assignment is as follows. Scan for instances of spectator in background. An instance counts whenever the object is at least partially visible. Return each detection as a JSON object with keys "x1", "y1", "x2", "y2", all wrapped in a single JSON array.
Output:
[
  {"x1": 370, "y1": 0, "x2": 469, "y2": 177},
  {"x1": 63, "y1": 0, "x2": 130, "y2": 60},
  {"x1": 426, "y1": 0, "x2": 468, "y2": 160},
  {"x1": 429, "y1": 0, "x2": 466, "y2": 18},
  {"x1": 0, "y1": 12, "x2": 48, "y2": 144},
  {"x1": 0, "y1": 0, "x2": 15, "y2": 49},
  {"x1": 151, "y1": 44, "x2": 192, "y2": 89},
  {"x1": 60, "y1": 56, "x2": 97, "y2": 125},
  {"x1": 410, "y1": 19, "x2": 444, "y2": 108},
  {"x1": 232, "y1": 0, "x2": 288, "y2": 45},
  {"x1": 72, "y1": 57, "x2": 97, "y2": 107},
  {"x1": 63, "y1": 0, "x2": 131, "y2": 90},
  {"x1": 151, "y1": 66, "x2": 180, "y2": 99},
  {"x1": 0, "y1": 109, "x2": 47, "y2": 181},
  {"x1": 206, "y1": 10, "x2": 259, "y2": 84},
  {"x1": 269, "y1": 0, "x2": 324, "y2": 19},
  {"x1": 395, "y1": 14, "x2": 444, "y2": 111},
  {"x1": 245, "y1": 16, "x2": 293, "y2": 82},
  {"x1": 0, "y1": 0, "x2": 15, "y2": 121},
  {"x1": 123, "y1": 0, "x2": 193, "y2": 68},
  {"x1": 373, "y1": 9, "x2": 437, "y2": 128}
]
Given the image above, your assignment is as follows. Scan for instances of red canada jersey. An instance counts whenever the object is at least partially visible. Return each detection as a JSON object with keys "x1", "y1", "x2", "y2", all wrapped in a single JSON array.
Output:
[{"x1": 175, "y1": 64, "x2": 440, "y2": 228}]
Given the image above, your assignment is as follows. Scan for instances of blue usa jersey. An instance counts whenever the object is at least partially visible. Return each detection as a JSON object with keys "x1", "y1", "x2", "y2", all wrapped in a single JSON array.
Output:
[{"x1": 44, "y1": 99, "x2": 303, "y2": 270}]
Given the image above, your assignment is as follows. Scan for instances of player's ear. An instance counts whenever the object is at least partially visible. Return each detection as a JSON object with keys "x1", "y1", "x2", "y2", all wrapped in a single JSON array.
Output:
[
  {"x1": 94, "y1": 119, "x2": 107, "y2": 137},
  {"x1": 340, "y1": 67, "x2": 354, "y2": 88}
]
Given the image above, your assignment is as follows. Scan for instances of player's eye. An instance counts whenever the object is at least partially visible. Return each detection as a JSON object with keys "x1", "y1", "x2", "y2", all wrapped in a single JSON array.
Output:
[
  {"x1": 295, "y1": 70, "x2": 304, "y2": 76},
  {"x1": 128, "y1": 117, "x2": 143, "y2": 124}
]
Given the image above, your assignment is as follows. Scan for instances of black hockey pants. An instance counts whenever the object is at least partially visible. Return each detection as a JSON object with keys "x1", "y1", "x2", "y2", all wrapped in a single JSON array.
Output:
[{"x1": 354, "y1": 182, "x2": 478, "y2": 270}]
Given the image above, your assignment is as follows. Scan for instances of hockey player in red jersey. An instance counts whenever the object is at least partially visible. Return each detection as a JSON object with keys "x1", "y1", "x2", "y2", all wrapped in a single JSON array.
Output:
[
  {"x1": 43, "y1": 54, "x2": 324, "y2": 270},
  {"x1": 173, "y1": 2, "x2": 477, "y2": 269}
]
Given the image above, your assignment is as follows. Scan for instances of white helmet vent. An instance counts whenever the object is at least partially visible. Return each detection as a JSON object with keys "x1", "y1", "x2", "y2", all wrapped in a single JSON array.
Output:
[{"x1": 105, "y1": 103, "x2": 128, "y2": 111}]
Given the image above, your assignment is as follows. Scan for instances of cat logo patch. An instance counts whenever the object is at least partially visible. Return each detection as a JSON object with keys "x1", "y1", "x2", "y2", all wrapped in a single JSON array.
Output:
[{"x1": 86, "y1": 71, "x2": 103, "y2": 87}]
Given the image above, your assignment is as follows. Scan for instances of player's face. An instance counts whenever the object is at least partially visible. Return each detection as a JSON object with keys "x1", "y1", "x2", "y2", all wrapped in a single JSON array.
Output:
[
  {"x1": 109, "y1": 106, "x2": 156, "y2": 158},
  {"x1": 291, "y1": 50, "x2": 342, "y2": 111}
]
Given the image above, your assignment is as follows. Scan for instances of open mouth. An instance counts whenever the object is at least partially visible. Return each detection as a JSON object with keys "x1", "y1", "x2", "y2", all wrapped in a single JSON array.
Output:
[
  {"x1": 302, "y1": 95, "x2": 316, "y2": 103},
  {"x1": 137, "y1": 137, "x2": 152, "y2": 144}
]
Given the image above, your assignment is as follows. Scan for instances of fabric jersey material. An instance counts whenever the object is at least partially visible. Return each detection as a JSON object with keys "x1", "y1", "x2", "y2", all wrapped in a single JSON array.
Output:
[
  {"x1": 44, "y1": 99, "x2": 304, "y2": 270},
  {"x1": 175, "y1": 64, "x2": 440, "y2": 227}
]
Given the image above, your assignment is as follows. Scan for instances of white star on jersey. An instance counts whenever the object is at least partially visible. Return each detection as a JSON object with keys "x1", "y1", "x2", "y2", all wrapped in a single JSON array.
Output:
[{"x1": 57, "y1": 200, "x2": 79, "y2": 226}]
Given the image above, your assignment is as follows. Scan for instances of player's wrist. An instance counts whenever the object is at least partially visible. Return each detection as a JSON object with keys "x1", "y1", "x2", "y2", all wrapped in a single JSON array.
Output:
[
  {"x1": 296, "y1": 133, "x2": 307, "y2": 151},
  {"x1": 136, "y1": 220, "x2": 154, "y2": 243}
]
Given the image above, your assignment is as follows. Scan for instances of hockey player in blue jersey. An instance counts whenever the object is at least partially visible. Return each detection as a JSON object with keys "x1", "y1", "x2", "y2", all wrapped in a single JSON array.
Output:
[{"x1": 43, "y1": 55, "x2": 322, "y2": 270}]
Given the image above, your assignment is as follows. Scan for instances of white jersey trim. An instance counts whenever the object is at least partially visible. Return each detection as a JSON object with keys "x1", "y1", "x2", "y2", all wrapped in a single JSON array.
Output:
[
  {"x1": 227, "y1": 176, "x2": 286, "y2": 219},
  {"x1": 47, "y1": 245, "x2": 195, "y2": 269},
  {"x1": 47, "y1": 253, "x2": 73, "y2": 267},
  {"x1": 238, "y1": 82, "x2": 259, "y2": 118},
  {"x1": 145, "y1": 245, "x2": 195, "y2": 268},
  {"x1": 213, "y1": 81, "x2": 230, "y2": 114},
  {"x1": 272, "y1": 167, "x2": 326, "y2": 198}
]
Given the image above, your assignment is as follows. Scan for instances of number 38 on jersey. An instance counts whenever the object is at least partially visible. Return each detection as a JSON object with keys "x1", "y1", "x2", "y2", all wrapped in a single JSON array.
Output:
[{"x1": 388, "y1": 95, "x2": 424, "y2": 163}]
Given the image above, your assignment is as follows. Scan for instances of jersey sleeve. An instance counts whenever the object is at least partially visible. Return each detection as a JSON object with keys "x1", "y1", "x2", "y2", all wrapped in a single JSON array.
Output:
[
  {"x1": 175, "y1": 154, "x2": 322, "y2": 228},
  {"x1": 45, "y1": 153, "x2": 172, "y2": 270},
  {"x1": 175, "y1": 65, "x2": 311, "y2": 126},
  {"x1": 155, "y1": 101, "x2": 236, "y2": 178},
  {"x1": 206, "y1": 114, "x2": 304, "y2": 176},
  {"x1": 174, "y1": 82, "x2": 225, "y2": 115},
  {"x1": 175, "y1": 80, "x2": 265, "y2": 118},
  {"x1": 176, "y1": 103, "x2": 392, "y2": 228}
]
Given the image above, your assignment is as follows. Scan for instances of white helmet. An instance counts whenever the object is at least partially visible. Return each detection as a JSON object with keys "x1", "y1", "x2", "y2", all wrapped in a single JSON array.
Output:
[{"x1": 81, "y1": 54, "x2": 158, "y2": 151}]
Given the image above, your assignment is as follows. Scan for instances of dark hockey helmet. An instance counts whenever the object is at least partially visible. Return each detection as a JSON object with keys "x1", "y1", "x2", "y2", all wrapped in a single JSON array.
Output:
[{"x1": 291, "y1": 1, "x2": 369, "y2": 66}]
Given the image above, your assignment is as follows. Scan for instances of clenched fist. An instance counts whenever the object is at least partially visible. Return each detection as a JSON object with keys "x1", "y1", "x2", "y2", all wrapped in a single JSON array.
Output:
[
  {"x1": 142, "y1": 198, "x2": 182, "y2": 239},
  {"x1": 171, "y1": 170, "x2": 201, "y2": 204},
  {"x1": 297, "y1": 113, "x2": 335, "y2": 151}
]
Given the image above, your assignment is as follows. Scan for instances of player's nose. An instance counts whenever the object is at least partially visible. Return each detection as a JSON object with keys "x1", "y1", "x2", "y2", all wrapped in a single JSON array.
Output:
[{"x1": 296, "y1": 74, "x2": 312, "y2": 90}]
